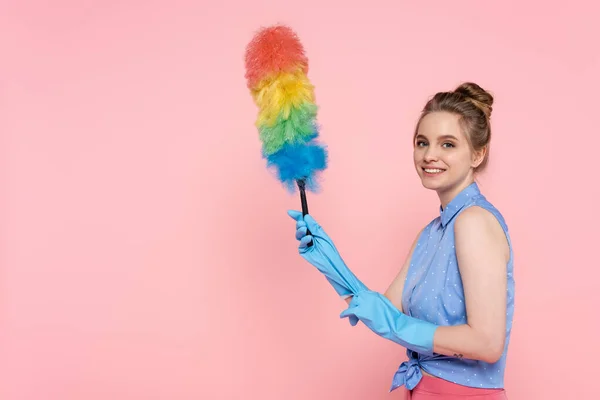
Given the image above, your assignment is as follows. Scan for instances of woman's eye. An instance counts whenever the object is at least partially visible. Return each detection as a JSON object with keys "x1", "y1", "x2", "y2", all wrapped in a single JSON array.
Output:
[
  {"x1": 442, "y1": 142, "x2": 454, "y2": 148},
  {"x1": 416, "y1": 141, "x2": 427, "y2": 147}
]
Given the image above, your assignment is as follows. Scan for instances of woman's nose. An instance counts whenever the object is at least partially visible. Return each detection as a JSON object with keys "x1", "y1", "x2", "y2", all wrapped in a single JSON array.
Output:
[{"x1": 423, "y1": 147, "x2": 439, "y2": 162}]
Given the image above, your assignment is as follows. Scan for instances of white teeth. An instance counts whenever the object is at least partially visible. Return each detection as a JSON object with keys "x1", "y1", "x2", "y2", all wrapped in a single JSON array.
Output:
[{"x1": 424, "y1": 168, "x2": 444, "y2": 173}]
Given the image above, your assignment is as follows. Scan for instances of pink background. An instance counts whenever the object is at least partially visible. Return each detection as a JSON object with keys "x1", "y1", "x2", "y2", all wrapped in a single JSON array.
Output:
[{"x1": 1, "y1": 1, "x2": 599, "y2": 399}]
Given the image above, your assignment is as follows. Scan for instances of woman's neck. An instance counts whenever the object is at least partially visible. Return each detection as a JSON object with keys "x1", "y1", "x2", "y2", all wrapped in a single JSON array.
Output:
[{"x1": 438, "y1": 177, "x2": 475, "y2": 209}]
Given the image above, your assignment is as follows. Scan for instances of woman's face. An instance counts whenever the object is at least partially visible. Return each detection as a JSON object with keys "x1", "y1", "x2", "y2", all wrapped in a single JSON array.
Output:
[{"x1": 413, "y1": 111, "x2": 483, "y2": 197}]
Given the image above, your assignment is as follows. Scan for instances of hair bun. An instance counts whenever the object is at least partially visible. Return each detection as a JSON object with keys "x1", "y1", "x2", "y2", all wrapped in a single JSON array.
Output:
[{"x1": 454, "y1": 82, "x2": 493, "y2": 118}]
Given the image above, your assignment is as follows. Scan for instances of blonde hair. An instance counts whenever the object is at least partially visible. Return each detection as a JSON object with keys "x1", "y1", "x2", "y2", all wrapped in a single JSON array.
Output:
[{"x1": 415, "y1": 82, "x2": 494, "y2": 172}]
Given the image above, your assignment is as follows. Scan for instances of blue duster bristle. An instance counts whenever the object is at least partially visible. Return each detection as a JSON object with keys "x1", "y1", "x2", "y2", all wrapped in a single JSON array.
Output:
[{"x1": 263, "y1": 137, "x2": 328, "y2": 193}]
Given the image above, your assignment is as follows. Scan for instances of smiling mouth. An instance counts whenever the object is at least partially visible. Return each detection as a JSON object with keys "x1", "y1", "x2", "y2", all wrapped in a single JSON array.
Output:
[{"x1": 423, "y1": 168, "x2": 445, "y2": 174}]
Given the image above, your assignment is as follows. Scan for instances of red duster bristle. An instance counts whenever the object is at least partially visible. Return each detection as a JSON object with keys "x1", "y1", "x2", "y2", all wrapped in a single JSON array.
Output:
[{"x1": 244, "y1": 25, "x2": 309, "y2": 89}]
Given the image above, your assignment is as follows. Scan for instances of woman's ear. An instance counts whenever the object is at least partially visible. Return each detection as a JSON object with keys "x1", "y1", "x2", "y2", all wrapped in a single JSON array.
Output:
[{"x1": 471, "y1": 146, "x2": 487, "y2": 169}]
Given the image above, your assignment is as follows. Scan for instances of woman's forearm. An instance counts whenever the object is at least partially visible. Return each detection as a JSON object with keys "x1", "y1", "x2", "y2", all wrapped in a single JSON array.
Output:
[
  {"x1": 342, "y1": 293, "x2": 503, "y2": 363},
  {"x1": 432, "y1": 324, "x2": 505, "y2": 364}
]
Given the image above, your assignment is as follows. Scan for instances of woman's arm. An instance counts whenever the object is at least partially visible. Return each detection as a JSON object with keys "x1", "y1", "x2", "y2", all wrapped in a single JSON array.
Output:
[
  {"x1": 342, "y1": 228, "x2": 423, "y2": 307},
  {"x1": 431, "y1": 206, "x2": 509, "y2": 363}
]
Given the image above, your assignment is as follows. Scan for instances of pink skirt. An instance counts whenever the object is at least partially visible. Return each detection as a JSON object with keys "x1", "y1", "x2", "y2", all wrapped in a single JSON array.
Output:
[{"x1": 406, "y1": 375, "x2": 507, "y2": 399}]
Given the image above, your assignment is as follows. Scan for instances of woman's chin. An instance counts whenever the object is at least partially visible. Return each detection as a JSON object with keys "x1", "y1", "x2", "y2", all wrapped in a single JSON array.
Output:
[{"x1": 419, "y1": 176, "x2": 446, "y2": 191}]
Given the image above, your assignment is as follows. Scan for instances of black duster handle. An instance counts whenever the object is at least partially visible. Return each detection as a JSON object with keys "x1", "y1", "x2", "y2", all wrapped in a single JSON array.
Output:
[{"x1": 296, "y1": 179, "x2": 313, "y2": 247}]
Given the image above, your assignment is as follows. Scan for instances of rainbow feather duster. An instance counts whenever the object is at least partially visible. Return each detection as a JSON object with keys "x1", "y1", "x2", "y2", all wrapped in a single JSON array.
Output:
[{"x1": 244, "y1": 25, "x2": 328, "y2": 197}]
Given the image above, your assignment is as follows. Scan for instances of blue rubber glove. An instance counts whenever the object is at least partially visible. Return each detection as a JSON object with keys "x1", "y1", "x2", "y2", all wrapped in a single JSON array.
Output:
[
  {"x1": 339, "y1": 290, "x2": 438, "y2": 356},
  {"x1": 287, "y1": 210, "x2": 369, "y2": 301}
]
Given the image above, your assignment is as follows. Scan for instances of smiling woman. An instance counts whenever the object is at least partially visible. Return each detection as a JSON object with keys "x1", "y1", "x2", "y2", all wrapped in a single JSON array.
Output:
[
  {"x1": 289, "y1": 82, "x2": 513, "y2": 399},
  {"x1": 412, "y1": 82, "x2": 494, "y2": 208}
]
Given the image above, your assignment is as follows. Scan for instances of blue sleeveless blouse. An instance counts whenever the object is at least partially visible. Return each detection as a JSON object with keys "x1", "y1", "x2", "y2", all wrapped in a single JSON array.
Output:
[{"x1": 391, "y1": 182, "x2": 515, "y2": 392}]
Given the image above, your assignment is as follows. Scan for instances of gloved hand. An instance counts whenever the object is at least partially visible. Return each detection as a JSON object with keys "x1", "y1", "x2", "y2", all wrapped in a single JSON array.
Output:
[
  {"x1": 339, "y1": 290, "x2": 438, "y2": 356},
  {"x1": 287, "y1": 210, "x2": 368, "y2": 302}
]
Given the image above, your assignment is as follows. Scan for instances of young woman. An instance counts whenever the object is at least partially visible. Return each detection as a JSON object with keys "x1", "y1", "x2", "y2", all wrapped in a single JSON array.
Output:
[{"x1": 288, "y1": 82, "x2": 514, "y2": 399}]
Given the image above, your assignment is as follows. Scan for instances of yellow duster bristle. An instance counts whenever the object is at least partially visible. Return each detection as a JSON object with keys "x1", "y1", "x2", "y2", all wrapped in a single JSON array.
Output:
[{"x1": 252, "y1": 69, "x2": 316, "y2": 128}]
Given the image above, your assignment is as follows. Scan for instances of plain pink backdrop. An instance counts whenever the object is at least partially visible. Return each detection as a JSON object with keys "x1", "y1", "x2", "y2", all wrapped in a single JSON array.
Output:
[{"x1": 1, "y1": 1, "x2": 599, "y2": 399}]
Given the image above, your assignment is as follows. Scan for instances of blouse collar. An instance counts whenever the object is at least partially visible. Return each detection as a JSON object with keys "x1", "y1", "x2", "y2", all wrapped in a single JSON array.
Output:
[{"x1": 440, "y1": 182, "x2": 481, "y2": 228}]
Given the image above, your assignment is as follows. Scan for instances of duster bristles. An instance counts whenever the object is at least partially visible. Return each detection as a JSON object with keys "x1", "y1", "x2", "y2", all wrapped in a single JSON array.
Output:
[
  {"x1": 258, "y1": 102, "x2": 318, "y2": 156},
  {"x1": 252, "y1": 70, "x2": 315, "y2": 127},
  {"x1": 244, "y1": 25, "x2": 309, "y2": 90},
  {"x1": 244, "y1": 24, "x2": 328, "y2": 193}
]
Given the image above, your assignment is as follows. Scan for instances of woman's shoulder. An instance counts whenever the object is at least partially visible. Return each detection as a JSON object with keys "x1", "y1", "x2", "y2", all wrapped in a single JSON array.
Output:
[
  {"x1": 454, "y1": 204, "x2": 510, "y2": 254},
  {"x1": 454, "y1": 202, "x2": 512, "y2": 268},
  {"x1": 456, "y1": 205, "x2": 500, "y2": 228}
]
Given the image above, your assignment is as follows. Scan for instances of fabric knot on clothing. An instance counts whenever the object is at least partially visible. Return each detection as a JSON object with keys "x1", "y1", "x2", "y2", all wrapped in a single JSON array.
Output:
[{"x1": 390, "y1": 356, "x2": 422, "y2": 392}]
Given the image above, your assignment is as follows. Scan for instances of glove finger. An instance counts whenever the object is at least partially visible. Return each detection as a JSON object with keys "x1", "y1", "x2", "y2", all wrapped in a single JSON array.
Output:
[
  {"x1": 295, "y1": 220, "x2": 306, "y2": 230},
  {"x1": 295, "y1": 226, "x2": 307, "y2": 240},
  {"x1": 339, "y1": 308, "x2": 360, "y2": 326},
  {"x1": 287, "y1": 210, "x2": 303, "y2": 221},
  {"x1": 303, "y1": 214, "x2": 322, "y2": 235},
  {"x1": 299, "y1": 235, "x2": 313, "y2": 249},
  {"x1": 346, "y1": 295, "x2": 361, "y2": 307}
]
